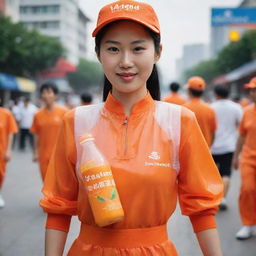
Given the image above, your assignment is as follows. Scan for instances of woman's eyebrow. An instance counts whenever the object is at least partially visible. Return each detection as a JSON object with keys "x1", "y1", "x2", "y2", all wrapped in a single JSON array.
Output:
[
  {"x1": 104, "y1": 40, "x2": 120, "y2": 45},
  {"x1": 131, "y1": 40, "x2": 146, "y2": 45},
  {"x1": 104, "y1": 40, "x2": 146, "y2": 45}
]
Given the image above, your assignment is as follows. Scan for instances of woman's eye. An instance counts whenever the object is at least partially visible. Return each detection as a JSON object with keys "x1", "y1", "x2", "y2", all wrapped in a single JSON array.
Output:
[
  {"x1": 107, "y1": 47, "x2": 119, "y2": 52},
  {"x1": 134, "y1": 47, "x2": 145, "y2": 52}
]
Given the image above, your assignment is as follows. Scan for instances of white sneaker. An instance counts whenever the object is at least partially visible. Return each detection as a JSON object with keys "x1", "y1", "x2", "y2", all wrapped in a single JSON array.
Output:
[
  {"x1": 0, "y1": 193, "x2": 5, "y2": 209},
  {"x1": 219, "y1": 198, "x2": 228, "y2": 211},
  {"x1": 236, "y1": 226, "x2": 254, "y2": 240}
]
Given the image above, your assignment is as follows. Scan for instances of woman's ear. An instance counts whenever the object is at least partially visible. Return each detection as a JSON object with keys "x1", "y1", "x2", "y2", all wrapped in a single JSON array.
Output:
[{"x1": 154, "y1": 44, "x2": 162, "y2": 63}]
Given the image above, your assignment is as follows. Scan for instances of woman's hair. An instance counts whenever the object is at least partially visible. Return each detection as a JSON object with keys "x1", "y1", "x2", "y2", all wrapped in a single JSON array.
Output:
[{"x1": 95, "y1": 21, "x2": 161, "y2": 101}]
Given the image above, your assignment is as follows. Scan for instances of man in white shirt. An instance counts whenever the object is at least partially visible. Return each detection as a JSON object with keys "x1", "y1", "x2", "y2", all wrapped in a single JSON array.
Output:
[
  {"x1": 19, "y1": 98, "x2": 38, "y2": 151},
  {"x1": 211, "y1": 85, "x2": 243, "y2": 210}
]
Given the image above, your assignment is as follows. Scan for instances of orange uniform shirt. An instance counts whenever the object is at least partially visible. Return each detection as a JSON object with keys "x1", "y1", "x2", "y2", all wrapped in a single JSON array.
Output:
[
  {"x1": 184, "y1": 98, "x2": 217, "y2": 147},
  {"x1": 30, "y1": 105, "x2": 67, "y2": 179},
  {"x1": 40, "y1": 94, "x2": 223, "y2": 255},
  {"x1": 163, "y1": 93, "x2": 186, "y2": 105},
  {"x1": 239, "y1": 104, "x2": 256, "y2": 167},
  {"x1": 0, "y1": 107, "x2": 18, "y2": 187}
]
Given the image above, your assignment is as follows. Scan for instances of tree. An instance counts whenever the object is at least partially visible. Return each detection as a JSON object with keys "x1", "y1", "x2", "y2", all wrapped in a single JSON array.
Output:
[
  {"x1": 0, "y1": 14, "x2": 65, "y2": 78},
  {"x1": 184, "y1": 59, "x2": 220, "y2": 83},
  {"x1": 184, "y1": 30, "x2": 256, "y2": 82},
  {"x1": 67, "y1": 58, "x2": 103, "y2": 92}
]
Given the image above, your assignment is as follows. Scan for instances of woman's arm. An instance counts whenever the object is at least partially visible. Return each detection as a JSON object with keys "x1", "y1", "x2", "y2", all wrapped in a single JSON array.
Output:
[
  {"x1": 45, "y1": 229, "x2": 68, "y2": 256},
  {"x1": 232, "y1": 135, "x2": 245, "y2": 170},
  {"x1": 196, "y1": 228, "x2": 223, "y2": 256},
  {"x1": 4, "y1": 134, "x2": 14, "y2": 161}
]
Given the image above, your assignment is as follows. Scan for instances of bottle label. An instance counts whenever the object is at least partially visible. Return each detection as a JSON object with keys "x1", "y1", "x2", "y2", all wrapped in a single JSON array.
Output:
[{"x1": 80, "y1": 164, "x2": 124, "y2": 225}]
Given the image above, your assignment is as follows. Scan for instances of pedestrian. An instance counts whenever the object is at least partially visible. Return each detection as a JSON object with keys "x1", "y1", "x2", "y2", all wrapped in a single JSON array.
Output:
[
  {"x1": 233, "y1": 77, "x2": 256, "y2": 240},
  {"x1": 0, "y1": 99, "x2": 18, "y2": 208},
  {"x1": 40, "y1": 1, "x2": 223, "y2": 255},
  {"x1": 211, "y1": 85, "x2": 242, "y2": 210},
  {"x1": 19, "y1": 97, "x2": 37, "y2": 151},
  {"x1": 30, "y1": 82, "x2": 67, "y2": 181},
  {"x1": 184, "y1": 76, "x2": 217, "y2": 147},
  {"x1": 80, "y1": 92, "x2": 93, "y2": 106},
  {"x1": 163, "y1": 82, "x2": 186, "y2": 105}
]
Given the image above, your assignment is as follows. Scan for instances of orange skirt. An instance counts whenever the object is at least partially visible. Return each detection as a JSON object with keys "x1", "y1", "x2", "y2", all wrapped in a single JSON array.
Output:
[{"x1": 68, "y1": 224, "x2": 178, "y2": 255}]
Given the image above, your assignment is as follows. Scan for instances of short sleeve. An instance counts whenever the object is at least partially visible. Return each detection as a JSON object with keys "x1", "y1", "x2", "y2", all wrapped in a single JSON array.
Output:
[
  {"x1": 7, "y1": 111, "x2": 18, "y2": 134},
  {"x1": 178, "y1": 107, "x2": 223, "y2": 233},
  {"x1": 30, "y1": 113, "x2": 39, "y2": 134},
  {"x1": 40, "y1": 110, "x2": 78, "y2": 217}
]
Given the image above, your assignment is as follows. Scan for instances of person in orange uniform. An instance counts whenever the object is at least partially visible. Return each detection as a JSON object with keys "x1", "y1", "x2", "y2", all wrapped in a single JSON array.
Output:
[
  {"x1": 163, "y1": 82, "x2": 186, "y2": 105},
  {"x1": 184, "y1": 76, "x2": 217, "y2": 147},
  {"x1": 31, "y1": 82, "x2": 67, "y2": 181},
  {"x1": 40, "y1": 1, "x2": 223, "y2": 255},
  {"x1": 0, "y1": 100, "x2": 18, "y2": 208},
  {"x1": 233, "y1": 77, "x2": 256, "y2": 240}
]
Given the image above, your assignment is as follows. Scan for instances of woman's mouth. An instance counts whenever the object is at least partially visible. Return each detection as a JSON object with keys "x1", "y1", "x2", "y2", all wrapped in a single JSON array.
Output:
[{"x1": 117, "y1": 72, "x2": 137, "y2": 82}]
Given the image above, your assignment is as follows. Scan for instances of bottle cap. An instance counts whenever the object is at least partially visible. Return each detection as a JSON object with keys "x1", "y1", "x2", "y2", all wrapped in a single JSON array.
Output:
[{"x1": 79, "y1": 133, "x2": 95, "y2": 144}]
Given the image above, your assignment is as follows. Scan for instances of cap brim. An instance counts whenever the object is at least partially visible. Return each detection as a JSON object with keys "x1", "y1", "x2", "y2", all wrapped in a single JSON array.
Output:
[
  {"x1": 244, "y1": 83, "x2": 256, "y2": 89},
  {"x1": 92, "y1": 16, "x2": 160, "y2": 37}
]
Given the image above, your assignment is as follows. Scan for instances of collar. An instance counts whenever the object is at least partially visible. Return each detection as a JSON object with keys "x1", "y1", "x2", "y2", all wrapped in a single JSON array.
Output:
[
  {"x1": 189, "y1": 97, "x2": 202, "y2": 103},
  {"x1": 104, "y1": 92, "x2": 155, "y2": 117}
]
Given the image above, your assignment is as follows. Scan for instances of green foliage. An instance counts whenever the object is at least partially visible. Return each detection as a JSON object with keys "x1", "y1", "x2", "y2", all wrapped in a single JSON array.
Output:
[
  {"x1": 184, "y1": 59, "x2": 220, "y2": 83},
  {"x1": 184, "y1": 30, "x2": 256, "y2": 82},
  {"x1": 0, "y1": 14, "x2": 65, "y2": 77},
  {"x1": 67, "y1": 58, "x2": 103, "y2": 92}
]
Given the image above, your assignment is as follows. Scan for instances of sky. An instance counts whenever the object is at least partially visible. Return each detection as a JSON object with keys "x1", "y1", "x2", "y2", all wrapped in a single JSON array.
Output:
[{"x1": 79, "y1": 0, "x2": 241, "y2": 85}]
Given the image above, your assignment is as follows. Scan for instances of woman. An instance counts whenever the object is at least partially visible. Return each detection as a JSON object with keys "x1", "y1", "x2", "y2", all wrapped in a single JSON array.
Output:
[
  {"x1": 40, "y1": 1, "x2": 223, "y2": 255},
  {"x1": 233, "y1": 78, "x2": 256, "y2": 240}
]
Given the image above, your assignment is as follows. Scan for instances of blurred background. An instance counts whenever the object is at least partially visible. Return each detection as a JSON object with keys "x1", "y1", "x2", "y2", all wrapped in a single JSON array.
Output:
[{"x1": 0, "y1": 0, "x2": 256, "y2": 255}]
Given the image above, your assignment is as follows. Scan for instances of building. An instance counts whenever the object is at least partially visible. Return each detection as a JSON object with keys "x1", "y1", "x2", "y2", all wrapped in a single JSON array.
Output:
[
  {"x1": 0, "y1": 0, "x2": 19, "y2": 22},
  {"x1": 210, "y1": 1, "x2": 256, "y2": 57},
  {"x1": 175, "y1": 44, "x2": 209, "y2": 83},
  {"x1": 19, "y1": 0, "x2": 90, "y2": 65}
]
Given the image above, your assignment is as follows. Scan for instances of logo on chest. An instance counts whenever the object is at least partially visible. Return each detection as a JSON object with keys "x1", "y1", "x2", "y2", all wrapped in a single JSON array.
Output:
[{"x1": 145, "y1": 151, "x2": 171, "y2": 168}]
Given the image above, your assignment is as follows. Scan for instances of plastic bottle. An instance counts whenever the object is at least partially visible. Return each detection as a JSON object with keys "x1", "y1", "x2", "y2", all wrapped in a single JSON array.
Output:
[{"x1": 79, "y1": 134, "x2": 124, "y2": 227}]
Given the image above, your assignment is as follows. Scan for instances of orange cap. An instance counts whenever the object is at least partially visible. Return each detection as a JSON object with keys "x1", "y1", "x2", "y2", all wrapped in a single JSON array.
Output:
[
  {"x1": 186, "y1": 76, "x2": 206, "y2": 91},
  {"x1": 244, "y1": 77, "x2": 256, "y2": 89},
  {"x1": 92, "y1": 0, "x2": 160, "y2": 37}
]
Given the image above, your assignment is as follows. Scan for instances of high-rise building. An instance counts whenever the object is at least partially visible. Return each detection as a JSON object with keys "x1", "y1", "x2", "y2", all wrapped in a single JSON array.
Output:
[
  {"x1": 0, "y1": 0, "x2": 19, "y2": 22},
  {"x1": 175, "y1": 43, "x2": 209, "y2": 82},
  {"x1": 19, "y1": 0, "x2": 90, "y2": 64}
]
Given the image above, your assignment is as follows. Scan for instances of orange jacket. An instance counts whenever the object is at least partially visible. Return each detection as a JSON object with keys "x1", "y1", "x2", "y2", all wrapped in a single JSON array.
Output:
[
  {"x1": 239, "y1": 104, "x2": 256, "y2": 167},
  {"x1": 163, "y1": 93, "x2": 186, "y2": 105},
  {"x1": 30, "y1": 105, "x2": 67, "y2": 179},
  {"x1": 40, "y1": 93, "x2": 222, "y2": 253},
  {"x1": 184, "y1": 98, "x2": 217, "y2": 147}
]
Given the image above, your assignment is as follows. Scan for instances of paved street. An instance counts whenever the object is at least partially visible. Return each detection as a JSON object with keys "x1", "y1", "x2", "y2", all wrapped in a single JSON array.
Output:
[{"x1": 0, "y1": 150, "x2": 255, "y2": 256}]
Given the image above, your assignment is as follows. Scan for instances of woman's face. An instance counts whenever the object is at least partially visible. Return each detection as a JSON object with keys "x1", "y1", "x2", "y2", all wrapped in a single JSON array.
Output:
[{"x1": 98, "y1": 21, "x2": 161, "y2": 97}]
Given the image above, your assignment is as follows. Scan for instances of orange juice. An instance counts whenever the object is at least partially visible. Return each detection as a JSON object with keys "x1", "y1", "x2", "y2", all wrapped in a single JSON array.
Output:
[{"x1": 79, "y1": 135, "x2": 124, "y2": 227}]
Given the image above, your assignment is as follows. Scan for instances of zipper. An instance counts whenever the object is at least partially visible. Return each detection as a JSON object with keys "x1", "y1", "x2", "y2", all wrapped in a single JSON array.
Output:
[{"x1": 123, "y1": 117, "x2": 129, "y2": 156}]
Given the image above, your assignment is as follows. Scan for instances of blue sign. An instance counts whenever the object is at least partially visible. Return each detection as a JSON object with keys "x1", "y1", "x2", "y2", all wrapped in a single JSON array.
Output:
[
  {"x1": 0, "y1": 73, "x2": 19, "y2": 90},
  {"x1": 212, "y1": 8, "x2": 256, "y2": 26}
]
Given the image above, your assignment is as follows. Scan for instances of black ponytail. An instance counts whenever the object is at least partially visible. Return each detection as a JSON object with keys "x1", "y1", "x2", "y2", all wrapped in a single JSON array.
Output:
[{"x1": 95, "y1": 21, "x2": 161, "y2": 101}]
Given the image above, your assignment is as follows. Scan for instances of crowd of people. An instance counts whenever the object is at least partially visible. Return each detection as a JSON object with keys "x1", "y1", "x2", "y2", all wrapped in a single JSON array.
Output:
[{"x1": 1, "y1": 0, "x2": 256, "y2": 255}]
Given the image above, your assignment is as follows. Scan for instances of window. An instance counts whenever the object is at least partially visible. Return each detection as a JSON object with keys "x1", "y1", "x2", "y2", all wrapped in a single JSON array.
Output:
[{"x1": 20, "y1": 5, "x2": 60, "y2": 15}]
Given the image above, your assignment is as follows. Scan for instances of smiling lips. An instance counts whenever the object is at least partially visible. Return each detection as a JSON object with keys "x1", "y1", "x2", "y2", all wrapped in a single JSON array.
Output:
[{"x1": 117, "y1": 72, "x2": 137, "y2": 82}]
